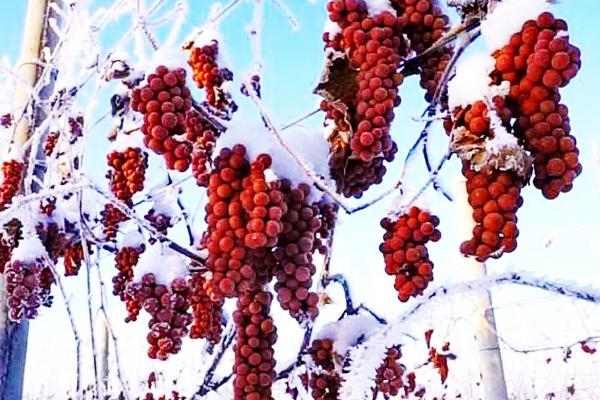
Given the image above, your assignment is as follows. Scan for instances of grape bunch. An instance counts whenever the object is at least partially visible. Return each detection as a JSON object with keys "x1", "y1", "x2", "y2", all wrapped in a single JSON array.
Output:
[
  {"x1": 204, "y1": 145, "x2": 285, "y2": 300},
  {"x1": 130, "y1": 65, "x2": 193, "y2": 171},
  {"x1": 232, "y1": 290, "x2": 277, "y2": 400},
  {"x1": 307, "y1": 338, "x2": 341, "y2": 400},
  {"x1": 185, "y1": 109, "x2": 220, "y2": 187},
  {"x1": 459, "y1": 162, "x2": 523, "y2": 262},
  {"x1": 240, "y1": 154, "x2": 285, "y2": 250},
  {"x1": 204, "y1": 145, "x2": 251, "y2": 300},
  {"x1": 143, "y1": 391, "x2": 184, "y2": 400},
  {"x1": 125, "y1": 273, "x2": 192, "y2": 360},
  {"x1": 102, "y1": 204, "x2": 128, "y2": 241},
  {"x1": 240, "y1": 74, "x2": 262, "y2": 98},
  {"x1": 0, "y1": 235, "x2": 12, "y2": 274},
  {"x1": 380, "y1": 207, "x2": 441, "y2": 302},
  {"x1": 188, "y1": 41, "x2": 234, "y2": 110},
  {"x1": 36, "y1": 221, "x2": 69, "y2": 263},
  {"x1": 491, "y1": 12, "x2": 582, "y2": 199},
  {"x1": 374, "y1": 347, "x2": 405, "y2": 398},
  {"x1": 145, "y1": 209, "x2": 173, "y2": 236},
  {"x1": 391, "y1": 0, "x2": 454, "y2": 102},
  {"x1": 323, "y1": 0, "x2": 406, "y2": 197},
  {"x1": 0, "y1": 113, "x2": 11, "y2": 127},
  {"x1": 103, "y1": 147, "x2": 148, "y2": 239},
  {"x1": 0, "y1": 160, "x2": 23, "y2": 210},
  {"x1": 4, "y1": 258, "x2": 54, "y2": 321},
  {"x1": 36, "y1": 219, "x2": 88, "y2": 278},
  {"x1": 44, "y1": 131, "x2": 59, "y2": 156},
  {"x1": 188, "y1": 271, "x2": 223, "y2": 344},
  {"x1": 313, "y1": 201, "x2": 338, "y2": 256},
  {"x1": 343, "y1": 13, "x2": 404, "y2": 163},
  {"x1": 106, "y1": 147, "x2": 148, "y2": 202},
  {"x1": 112, "y1": 245, "x2": 144, "y2": 301},
  {"x1": 272, "y1": 181, "x2": 321, "y2": 321}
]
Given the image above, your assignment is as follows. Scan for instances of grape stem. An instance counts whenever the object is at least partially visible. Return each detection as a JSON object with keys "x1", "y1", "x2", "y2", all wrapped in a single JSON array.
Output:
[{"x1": 401, "y1": 19, "x2": 481, "y2": 75}]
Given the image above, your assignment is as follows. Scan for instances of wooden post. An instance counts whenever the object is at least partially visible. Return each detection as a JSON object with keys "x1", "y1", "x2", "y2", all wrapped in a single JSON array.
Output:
[
  {"x1": 0, "y1": 281, "x2": 30, "y2": 400},
  {"x1": 0, "y1": 1, "x2": 57, "y2": 399},
  {"x1": 454, "y1": 179, "x2": 508, "y2": 400},
  {"x1": 97, "y1": 317, "x2": 110, "y2": 399}
]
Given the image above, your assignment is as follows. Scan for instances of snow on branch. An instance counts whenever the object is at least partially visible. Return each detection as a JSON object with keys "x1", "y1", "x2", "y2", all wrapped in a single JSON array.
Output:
[{"x1": 340, "y1": 271, "x2": 600, "y2": 400}]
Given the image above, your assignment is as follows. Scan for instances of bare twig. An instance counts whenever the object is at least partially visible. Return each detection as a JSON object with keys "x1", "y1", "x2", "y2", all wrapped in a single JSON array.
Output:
[
  {"x1": 166, "y1": 173, "x2": 195, "y2": 246},
  {"x1": 94, "y1": 253, "x2": 131, "y2": 400},
  {"x1": 491, "y1": 333, "x2": 600, "y2": 355},
  {"x1": 401, "y1": 20, "x2": 481, "y2": 73},
  {"x1": 281, "y1": 108, "x2": 321, "y2": 131},
  {"x1": 47, "y1": 263, "x2": 82, "y2": 397},
  {"x1": 390, "y1": 149, "x2": 453, "y2": 218},
  {"x1": 86, "y1": 180, "x2": 207, "y2": 263},
  {"x1": 192, "y1": 323, "x2": 236, "y2": 398},
  {"x1": 267, "y1": 0, "x2": 300, "y2": 30},
  {"x1": 324, "y1": 274, "x2": 354, "y2": 313}
]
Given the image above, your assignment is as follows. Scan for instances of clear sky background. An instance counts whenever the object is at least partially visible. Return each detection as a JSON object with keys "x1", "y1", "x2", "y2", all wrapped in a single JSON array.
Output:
[{"x1": 1, "y1": 0, "x2": 600, "y2": 399}]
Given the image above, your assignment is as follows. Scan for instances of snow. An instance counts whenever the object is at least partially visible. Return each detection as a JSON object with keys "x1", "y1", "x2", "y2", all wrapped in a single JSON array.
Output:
[
  {"x1": 264, "y1": 168, "x2": 279, "y2": 183},
  {"x1": 481, "y1": 0, "x2": 549, "y2": 51},
  {"x1": 11, "y1": 234, "x2": 47, "y2": 264},
  {"x1": 146, "y1": 45, "x2": 189, "y2": 73},
  {"x1": 314, "y1": 313, "x2": 381, "y2": 358},
  {"x1": 188, "y1": 26, "x2": 220, "y2": 49},
  {"x1": 133, "y1": 243, "x2": 188, "y2": 286},
  {"x1": 6, "y1": 149, "x2": 25, "y2": 163},
  {"x1": 110, "y1": 130, "x2": 145, "y2": 152},
  {"x1": 489, "y1": 79, "x2": 510, "y2": 99},
  {"x1": 388, "y1": 193, "x2": 430, "y2": 222},
  {"x1": 323, "y1": 18, "x2": 341, "y2": 38},
  {"x1": 147, "y1": 182, "x2": 181, "y2": 219},
  {"x1": 485, "y1": 109, "x2": 518, "y2": 154},
  {"x1": 215, "y1": 116, "x2": 333, "y2": 203},
  {"x1": 37, "y1": 190, "x2": 99, "y2": 230},
  {"x1": 447, "y1": 54, "x2": 496, "y2": 111},
  {"x1": 118, "y1": 228, "x2": 145, "y2": 249},
  {"x1": 365, "y1": 0, "x2": 396, "y2": 16}
]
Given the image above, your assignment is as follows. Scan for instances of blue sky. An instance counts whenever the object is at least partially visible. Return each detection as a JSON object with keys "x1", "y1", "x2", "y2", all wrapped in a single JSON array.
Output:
[{"x1": 2, "y1": 0, "x2": 600, "y2": 398}]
